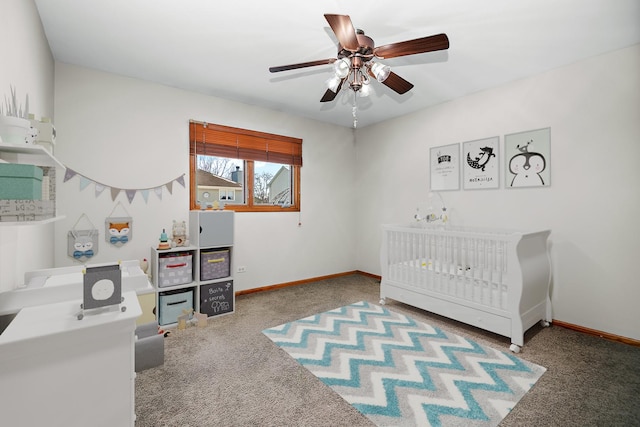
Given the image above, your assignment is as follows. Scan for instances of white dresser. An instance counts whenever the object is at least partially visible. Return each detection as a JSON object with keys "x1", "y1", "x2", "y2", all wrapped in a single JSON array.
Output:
[{"x1": 0, "y1": 291, "x2": 141, "y2": 427}]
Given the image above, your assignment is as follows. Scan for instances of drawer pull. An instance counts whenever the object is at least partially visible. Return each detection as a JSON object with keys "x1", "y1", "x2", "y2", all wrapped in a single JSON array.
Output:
[
  {"x1": 207, "y1": 258, "x2": 225, "y2": 263},
  {"x1": 165, "y1": 263, "x2": 187, "y2": 269},
  {"x1": 167, "y1": 300, "x2": 187, "y2": 306}
]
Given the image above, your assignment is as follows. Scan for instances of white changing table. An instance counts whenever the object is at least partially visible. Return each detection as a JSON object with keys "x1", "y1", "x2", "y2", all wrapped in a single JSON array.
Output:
[
  {"x1": 0, "y1": 291, "x2": 141, "y2": 427},
  {"x1": 0, "y1": 260, "x2": 150, "y2": 316}
]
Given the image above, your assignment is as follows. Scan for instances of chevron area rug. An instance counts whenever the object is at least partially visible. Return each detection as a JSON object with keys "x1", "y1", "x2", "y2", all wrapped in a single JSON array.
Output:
[{"x1": 263, "y1": 301, "x2": 546, "y2": 427}]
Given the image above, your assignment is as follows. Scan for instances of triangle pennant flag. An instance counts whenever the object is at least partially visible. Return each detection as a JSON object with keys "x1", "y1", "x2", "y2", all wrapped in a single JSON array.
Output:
[
  {"x1": 125, "y1": 189, "x2": 136, "y2": 203},
  {"x1": 95, "y1": 183, "x2": 106, "y2": 197},
  {"x1": 63, "y1": 168, "x2": 77, "y2": 182},
  {"x1": 79, "y1": 176, "x2": 92, "y2": 191},
  {"x1": 62, "y1": 166, "x2": 187, "y2": 203}
]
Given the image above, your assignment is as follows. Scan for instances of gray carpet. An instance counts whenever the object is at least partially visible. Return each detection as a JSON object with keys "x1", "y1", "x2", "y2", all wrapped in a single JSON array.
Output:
[{"x1": 135, "y1": 274, "x2": 640, "y2": 426}]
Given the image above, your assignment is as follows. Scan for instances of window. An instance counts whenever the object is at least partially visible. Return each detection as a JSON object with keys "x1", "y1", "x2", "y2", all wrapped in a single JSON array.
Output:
[
  {"x1": 219, "y1": 189, "x2": 236, "y2": 201},
  {"x1": 189, "y1": 121, "x2": 302, "y2": 212}
]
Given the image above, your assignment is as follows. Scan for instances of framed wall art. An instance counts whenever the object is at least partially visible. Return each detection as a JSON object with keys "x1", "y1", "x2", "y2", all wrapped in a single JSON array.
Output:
[
  {"x1": 430, "y1": 143, "x2": 460, "y2": 191},
  {"x1": 505, "y1": 127, "x2": 551, "y2": 188},
  {"x1": 462, "y1": 136, "x2": 500, "y2": 190}
]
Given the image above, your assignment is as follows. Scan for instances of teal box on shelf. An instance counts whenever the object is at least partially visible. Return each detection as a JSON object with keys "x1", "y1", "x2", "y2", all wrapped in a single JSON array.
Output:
[
  {"x1": 158, "y1": 288, "x2": 194, "y2": 326},
  {"x1": 0, "y1": 163, "x2": 43, "y2": 200}
]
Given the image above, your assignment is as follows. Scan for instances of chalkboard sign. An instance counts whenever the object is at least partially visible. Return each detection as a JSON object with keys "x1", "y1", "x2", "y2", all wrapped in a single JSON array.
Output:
[{"x1": 199, "y1": 280, "x2": 234, "y2": 317}]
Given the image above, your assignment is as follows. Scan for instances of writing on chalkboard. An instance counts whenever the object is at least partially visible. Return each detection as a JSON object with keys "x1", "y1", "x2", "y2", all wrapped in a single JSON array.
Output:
[{"x1": 200, "y1": 280, "x2": 234, "y2": 317}]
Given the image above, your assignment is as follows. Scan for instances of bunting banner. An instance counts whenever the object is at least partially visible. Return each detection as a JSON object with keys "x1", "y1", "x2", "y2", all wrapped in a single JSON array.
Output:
[{"x1": 63, "y1": 167, "x2": 186, "y2": 204}]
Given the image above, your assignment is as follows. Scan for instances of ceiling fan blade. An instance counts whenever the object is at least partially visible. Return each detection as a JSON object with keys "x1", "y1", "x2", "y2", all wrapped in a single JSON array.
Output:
[
  {"x1": 374, "y1": 33, "x2": 449, "y2": 59},
  {"x1": 324, "y1": 14, "x2": 360, "y2": 51},
  {"x1": 269, "y1": 58, "x2": 336, "y2": 73},
  {"x1": 381, "y1": 72, "x2": 414, "y2": 94},
  {"x1": 320, "y1": 79, "x2": 344, "y2": 102}
]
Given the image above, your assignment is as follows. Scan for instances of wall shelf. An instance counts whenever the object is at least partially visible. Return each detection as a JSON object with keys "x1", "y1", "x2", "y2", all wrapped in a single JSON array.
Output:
[{"x1": 0, "y1": 143, "x2": 64, "y2": 168}]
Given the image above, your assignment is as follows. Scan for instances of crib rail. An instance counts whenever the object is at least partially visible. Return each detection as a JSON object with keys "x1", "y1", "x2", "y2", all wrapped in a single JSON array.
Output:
[{"x1": 381, "y1": 225, "x2": 517, "y2": 310}]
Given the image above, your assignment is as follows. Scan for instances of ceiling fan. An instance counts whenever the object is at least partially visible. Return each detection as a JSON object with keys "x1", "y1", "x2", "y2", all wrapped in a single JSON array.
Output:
[{"x1": 269, "y1": 14, "x2": 450, "y2": 103}]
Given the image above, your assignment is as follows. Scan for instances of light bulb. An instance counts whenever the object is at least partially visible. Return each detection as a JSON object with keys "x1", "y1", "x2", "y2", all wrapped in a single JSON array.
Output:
[
  {"x1": 359, "y1": 82, "x2": 371, "y2": 97},
  {"x1": 371, "y1": 62, "x2": 391, "y2": 82},
  {"x1": 325, "y1": 75, "x2": 341, "y2": 92},
  {"x1": 333, "y1": 58, "x2": 350, "y2": 78}
]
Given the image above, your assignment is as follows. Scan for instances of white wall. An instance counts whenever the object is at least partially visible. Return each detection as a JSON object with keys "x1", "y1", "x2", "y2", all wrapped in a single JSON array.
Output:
[
  {"x1": 0, "y1": 0, "x2": 55, "y2": 291},
  {"x1": 53, "y1": 63, "x2": 357, "y2": 292},
  {"x1": 355, "y1": 45, "x2": 640, "y2": 341}
]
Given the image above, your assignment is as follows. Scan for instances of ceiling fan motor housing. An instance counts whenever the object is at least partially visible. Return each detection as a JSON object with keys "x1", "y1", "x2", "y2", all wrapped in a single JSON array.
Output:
[{"x1": 338, "y1": 31, "x2": 375, "y2": 61}]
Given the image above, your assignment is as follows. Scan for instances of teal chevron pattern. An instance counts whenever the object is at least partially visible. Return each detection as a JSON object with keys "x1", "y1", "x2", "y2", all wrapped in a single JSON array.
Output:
[{"x1": 263, "y1": 301, "x2": 546, "y2": 427}]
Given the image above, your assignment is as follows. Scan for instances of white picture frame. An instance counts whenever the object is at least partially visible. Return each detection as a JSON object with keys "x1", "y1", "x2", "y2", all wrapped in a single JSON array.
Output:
[
  {"x1": 505, "y1": 127, "x2": 551, "y2": 188},
  {"x1": 462, "y1": 136, "x2": 500, "y2": 190},
  {"x1": 430, "y1": 143, "x2": 460, "y2": 191}
]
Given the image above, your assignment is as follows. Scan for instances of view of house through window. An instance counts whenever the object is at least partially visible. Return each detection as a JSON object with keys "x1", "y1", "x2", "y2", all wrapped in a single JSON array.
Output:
[
  {"x1": 196, "y1": 156, "x2": 292, "y2": 207},
  {"x1": 189, "y1": 121, "x2": 302, "y2": 212}
]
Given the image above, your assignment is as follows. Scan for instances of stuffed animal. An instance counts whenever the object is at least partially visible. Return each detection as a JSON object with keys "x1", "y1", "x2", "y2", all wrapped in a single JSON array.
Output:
[{"x1": 170, "y1": 220, "x2": 189, "y2": 247}]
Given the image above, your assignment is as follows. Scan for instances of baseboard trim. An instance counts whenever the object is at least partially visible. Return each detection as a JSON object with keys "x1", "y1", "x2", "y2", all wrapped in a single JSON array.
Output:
[
  {"x1": 235, "y1": 273, "x2": 639, "y2": 347},
  {"x1": 552, "y1": 320, "x2": 640, "y2": 347},
  {"x1": 235, "y1": 271, "x2": 364, "y2": 296},
  {"x1": 355, "y1": 270, "x2": 381, "y2": 281}
]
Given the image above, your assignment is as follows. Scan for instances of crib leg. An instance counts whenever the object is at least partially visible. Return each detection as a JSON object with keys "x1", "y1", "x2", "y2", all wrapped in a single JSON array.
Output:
[
  {"x1": 509, "y1": 343, "x2": 521, "y2": 353},
  {"x1": 540, "y1": 320, "x2": 551, "y2": 327},
  {"x1": 379, "y1": 298, "x2": 386, "y2": 305}
]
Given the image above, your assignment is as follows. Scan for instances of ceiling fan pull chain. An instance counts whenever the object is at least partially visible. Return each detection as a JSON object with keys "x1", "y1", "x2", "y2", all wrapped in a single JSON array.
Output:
[{"x1": 352, "y1": 91, "x2": 358, "y2": 128}]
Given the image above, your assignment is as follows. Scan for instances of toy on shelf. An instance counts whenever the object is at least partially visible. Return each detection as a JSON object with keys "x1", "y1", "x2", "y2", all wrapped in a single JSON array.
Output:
[
  {"x1": 170, "y1": 220, "x2": 189, "y2": 248},
  {"x1": 157, "y1": 229, "x2": 171, "y2": 250}
]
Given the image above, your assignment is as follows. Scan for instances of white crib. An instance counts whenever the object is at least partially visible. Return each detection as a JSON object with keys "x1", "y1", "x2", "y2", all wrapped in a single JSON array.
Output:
[{"x1": 379, "y1": 225, "x2": 552, "y2": 352}]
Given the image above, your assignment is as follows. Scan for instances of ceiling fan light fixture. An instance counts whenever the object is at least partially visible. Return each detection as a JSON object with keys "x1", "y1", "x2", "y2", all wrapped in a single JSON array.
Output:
[
  {"x1": 359, "y1": 81, "x2": 371, "y2": 97},
  {"x1": 370, "y1": 62, "x2": 391, "y2": 83},
  {"x1": 326, "y1": 74, "x2": 342, "y2": 93},
  {"x1": 333, "y1": 57, "x2": 351, "y2": 78}
]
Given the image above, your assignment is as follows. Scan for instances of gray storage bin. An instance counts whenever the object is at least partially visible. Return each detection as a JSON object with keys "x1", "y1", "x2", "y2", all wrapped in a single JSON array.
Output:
[
  {"x1": 200, "y1": 249, "x2": 230, "y2": 281},
  {"x1": 158, "y1": 253, "x2": 192, "y2": 287}
]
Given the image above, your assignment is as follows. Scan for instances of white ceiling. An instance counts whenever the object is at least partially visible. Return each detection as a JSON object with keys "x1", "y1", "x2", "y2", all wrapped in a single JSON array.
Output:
[{"x1": 34, "y1": 0, "x2": 640, "y2": 129}]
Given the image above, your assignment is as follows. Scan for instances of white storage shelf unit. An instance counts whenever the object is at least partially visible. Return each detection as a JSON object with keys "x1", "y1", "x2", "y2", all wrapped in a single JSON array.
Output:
[
  {"x1": 191, "y1": 210, "x2": 235, "y2": 319},
  {"x1": 150, "y1": 210, "x2": 235, "y2": 326},
  {"x1": 0, "y1": 143, "x2": 64, "y2": 226},
  {"x1": 150, "y1": 246, "x2": 198, "y2": 326}
]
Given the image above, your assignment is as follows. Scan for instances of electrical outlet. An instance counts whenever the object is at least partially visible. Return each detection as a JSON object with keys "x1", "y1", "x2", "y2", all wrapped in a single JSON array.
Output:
[{"x1": 237, "y1": 266, "x2": 246, "y2": 273}]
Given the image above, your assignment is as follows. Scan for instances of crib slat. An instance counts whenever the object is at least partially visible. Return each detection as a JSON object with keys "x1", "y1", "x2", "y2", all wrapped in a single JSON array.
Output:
[{"x1": 383, "y1": 226, "x2": 515, "y2": 314}]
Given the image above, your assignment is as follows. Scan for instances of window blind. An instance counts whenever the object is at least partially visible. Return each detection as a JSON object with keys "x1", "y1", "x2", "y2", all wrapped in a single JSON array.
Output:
[{"x1": 189, "y1": 121, "x2": 302, "y2": 166}]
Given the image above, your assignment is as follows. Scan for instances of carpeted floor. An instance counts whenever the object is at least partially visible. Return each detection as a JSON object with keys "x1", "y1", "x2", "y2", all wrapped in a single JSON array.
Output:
[{"x1": 135, "y1": 274, "x2": 640, "y2": 427}]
